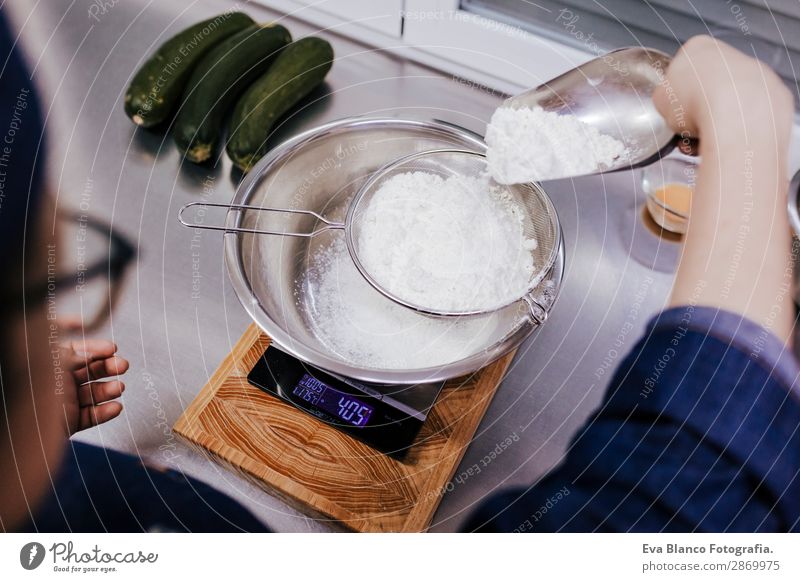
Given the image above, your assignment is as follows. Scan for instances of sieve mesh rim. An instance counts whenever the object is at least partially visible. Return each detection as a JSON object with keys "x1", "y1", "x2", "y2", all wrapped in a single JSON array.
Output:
[{"x1": 343, "y1": 148, "x2": 562, "y2": 317}]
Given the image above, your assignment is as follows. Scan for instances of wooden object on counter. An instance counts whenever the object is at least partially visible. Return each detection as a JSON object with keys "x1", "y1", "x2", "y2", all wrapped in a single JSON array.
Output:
[{"x1": 173, "y1": 323, "x2": 514, "y2": 532}]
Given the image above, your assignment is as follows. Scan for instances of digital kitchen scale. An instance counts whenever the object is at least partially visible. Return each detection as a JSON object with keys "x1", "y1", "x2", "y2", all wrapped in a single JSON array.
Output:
[
  {"x1": 175, "y1": 324, "x2": 514, "y2": 531},
  {"x1": 247, "y1": 346, "x2": 446, "y2": 458}
]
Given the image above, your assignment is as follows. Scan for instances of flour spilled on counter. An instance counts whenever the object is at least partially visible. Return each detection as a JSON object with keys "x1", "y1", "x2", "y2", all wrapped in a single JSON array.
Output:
[
  {"x1": 486, "y1": 106, "x2": 628, "y2": 184},
  {"x1": 355, "y1": 171, "x2": 537, "y2": 313},
  {"x1": 304, "y1": 237, "x2": 501, "y2": 369}
]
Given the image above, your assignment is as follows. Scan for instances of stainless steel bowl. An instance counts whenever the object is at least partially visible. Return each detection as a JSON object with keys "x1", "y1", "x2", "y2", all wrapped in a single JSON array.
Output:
[{"x1": 223, "y1": 116, "x2": 564, "y2": 384}]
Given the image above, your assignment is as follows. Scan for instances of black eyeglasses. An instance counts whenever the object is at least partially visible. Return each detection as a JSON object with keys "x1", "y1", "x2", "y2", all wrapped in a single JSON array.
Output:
[{"x1": 9, "y1": 211, "x2": 136, "y2": 332}]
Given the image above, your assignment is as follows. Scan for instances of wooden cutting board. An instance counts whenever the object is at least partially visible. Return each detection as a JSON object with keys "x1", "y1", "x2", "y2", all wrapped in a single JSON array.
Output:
[{"x1": 173, "y1": 324, "x2": 514, "y2": 532}]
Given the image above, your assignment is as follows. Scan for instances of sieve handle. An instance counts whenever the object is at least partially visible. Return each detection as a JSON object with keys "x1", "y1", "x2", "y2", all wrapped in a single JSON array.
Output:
[
  {"x1": 523, "y1": 295, "x2": 548, "y2": 325},
  {"x1": 177, "y1": 202, "x2": 344, "y2": 237}
]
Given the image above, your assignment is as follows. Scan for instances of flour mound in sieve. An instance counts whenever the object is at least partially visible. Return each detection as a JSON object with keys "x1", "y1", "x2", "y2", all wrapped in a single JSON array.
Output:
[{"x1": 354, "y1": 171, "x2": 537, "y2": 313}]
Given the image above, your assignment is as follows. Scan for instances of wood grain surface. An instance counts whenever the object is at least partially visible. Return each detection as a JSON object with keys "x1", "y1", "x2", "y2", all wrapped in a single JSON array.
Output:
[{"x1": 173, "y1": 324, "x2": 514, "y2": 532}]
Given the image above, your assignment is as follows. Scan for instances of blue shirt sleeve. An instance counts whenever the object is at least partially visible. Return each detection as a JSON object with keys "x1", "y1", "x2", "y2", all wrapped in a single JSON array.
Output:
[
  {"x1": 22, "y1": 441, "x2": 270, "y2": 532},
  {"x1": 464, "y1": 305, "x2": 800, "y2": 532}
]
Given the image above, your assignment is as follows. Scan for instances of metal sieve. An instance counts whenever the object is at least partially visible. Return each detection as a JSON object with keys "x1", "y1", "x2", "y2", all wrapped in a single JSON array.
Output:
[
  {"x1": 179, "y1": 148, "x2": 559, "y2": 321},
  {"x1": 346, "y1": 149, "x2": 560, "y2": 319}
]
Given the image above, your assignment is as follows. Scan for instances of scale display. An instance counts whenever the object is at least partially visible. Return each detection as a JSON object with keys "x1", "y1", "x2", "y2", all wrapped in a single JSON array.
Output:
[
  {"x1": 292, "y1": 373, "x2": 374, "y2": 427},
  {"x1": 247, "y1": 346, "x2": 437, "y2": 458}
]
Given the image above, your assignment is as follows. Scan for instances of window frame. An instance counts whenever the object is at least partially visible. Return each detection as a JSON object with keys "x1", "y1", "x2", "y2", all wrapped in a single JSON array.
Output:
[{"x1": 256, "y1": 0, "x2": 592, "y2": 94}]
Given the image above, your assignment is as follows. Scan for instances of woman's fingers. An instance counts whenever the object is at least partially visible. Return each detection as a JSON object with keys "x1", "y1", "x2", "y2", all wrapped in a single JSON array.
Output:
[
  {"x1": 73, "y1": 355, "x2": 130, "y2": 384},
  {"x1": 62, "y1": 339, "x2": 117, "y2": 371},
  {"x1": 69, "y1": 338, "x2": 117, "y2": 360},
  {"x1": 79, "y1": 401, "x2": 123, "y2": 430},
  {"x1": 78, "y1": 379, "x2": 125, "y2": 407},
  {"x1": 61, "y1": 338, "x2": 129, "y2": 381}
]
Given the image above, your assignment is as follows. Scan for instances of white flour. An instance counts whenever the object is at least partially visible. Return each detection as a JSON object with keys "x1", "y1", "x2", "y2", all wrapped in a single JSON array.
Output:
[
  {"x1": 305, "y1": 237, "x2": 501, "y2": 369},
  {"x1": 355, "y1": 171, "x2": 537, "y2": 313},
  {"x1": 486, "y1": 106, "x2": 628, "y2": 184}
]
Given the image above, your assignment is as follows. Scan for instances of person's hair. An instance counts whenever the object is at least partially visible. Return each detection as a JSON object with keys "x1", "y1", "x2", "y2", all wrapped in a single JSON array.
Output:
[{"x1": 0, "y1": 8, "x2": 49, "y2": 424}]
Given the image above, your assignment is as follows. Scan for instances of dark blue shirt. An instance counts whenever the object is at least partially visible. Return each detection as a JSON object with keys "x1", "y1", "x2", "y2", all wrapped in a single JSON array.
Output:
[
  {"x1": 29, "y1": 303, "x2": 800, "y2": 532},
  {"x1": 465, "y1": 306, "x2": 800, "y2": 532},
  {"x1": 22, "y1": 441, "x2": 269, "y2": 532}
]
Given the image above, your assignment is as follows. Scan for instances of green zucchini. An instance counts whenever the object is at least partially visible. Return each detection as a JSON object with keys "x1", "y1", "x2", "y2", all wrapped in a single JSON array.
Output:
[
  {"x1": 227, "y1": 37, "x2": 334, "y2": 172},
  {"x1": 174, "y1": 23, "x2": 292, "y2": 163},
  {"x1": 124, "y1": 12, "x2": 254, "y2": 128}
]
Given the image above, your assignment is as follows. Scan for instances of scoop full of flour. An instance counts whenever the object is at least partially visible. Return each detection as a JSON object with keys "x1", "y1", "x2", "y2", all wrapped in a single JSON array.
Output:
[{"x1": 486, "y1": 106, "x2": 628, "y2": 184}]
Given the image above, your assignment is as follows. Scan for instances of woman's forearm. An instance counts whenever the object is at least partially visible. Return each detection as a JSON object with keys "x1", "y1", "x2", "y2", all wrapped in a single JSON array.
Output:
[{"x1": 669, "y1": 123, "x2": 794, "y2": 343}]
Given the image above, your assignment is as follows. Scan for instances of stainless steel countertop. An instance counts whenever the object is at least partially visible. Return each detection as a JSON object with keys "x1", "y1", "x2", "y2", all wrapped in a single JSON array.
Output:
[{"x1": 9, "y1": 0, "x2": 677, "y2": 531}]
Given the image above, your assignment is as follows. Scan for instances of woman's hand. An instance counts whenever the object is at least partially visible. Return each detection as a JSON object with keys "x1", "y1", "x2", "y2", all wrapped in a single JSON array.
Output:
[
  {"x1": 60, "y1": 339, "x2": 129, "y2": 435},
  {"x1": 651, "y1": 35, "x2": 796, "y2": 343},
  {"x1": 652, "y1": 35, "x2": 794, "y2": 148}
]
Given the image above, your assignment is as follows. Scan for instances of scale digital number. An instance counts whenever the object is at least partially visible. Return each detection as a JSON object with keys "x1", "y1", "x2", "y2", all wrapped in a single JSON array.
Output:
[
  {"x1": 247, "y1": 346, "x2": 426, "y2": 458},
  {"x1": 292, "y1": 373, "x2": 374, "y2": 428}
]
